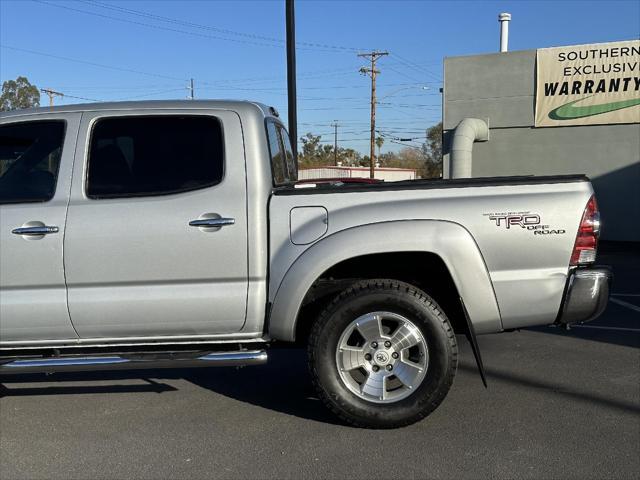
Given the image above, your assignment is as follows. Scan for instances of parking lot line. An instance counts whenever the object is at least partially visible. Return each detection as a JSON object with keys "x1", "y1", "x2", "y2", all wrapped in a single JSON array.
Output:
[
  {"x1": 573, "y1": 325, "x2": 640, "y2": 332},
  {"x1": 609, "y1": 298, "x2": 640, "y2": 313}
]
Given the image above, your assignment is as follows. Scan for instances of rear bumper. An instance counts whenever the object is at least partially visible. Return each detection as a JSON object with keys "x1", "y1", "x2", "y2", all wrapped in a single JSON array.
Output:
[{"x1": 557, "y1": 267, "x2": 612, "y2": 325}]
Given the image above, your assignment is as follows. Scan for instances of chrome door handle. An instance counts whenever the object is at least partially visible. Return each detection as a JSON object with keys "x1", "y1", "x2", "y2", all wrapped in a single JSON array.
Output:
[
  {"x1": 12, "y1": 226, "x2": 59, "y2": 236},
  {"x1": 189, "y1": 218, "x2": 235, "y2": 228}
]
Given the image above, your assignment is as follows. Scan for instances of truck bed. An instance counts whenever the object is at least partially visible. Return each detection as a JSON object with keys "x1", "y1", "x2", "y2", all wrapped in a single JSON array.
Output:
[{"x1": 269, "y1": 173, "x2": 594, "y2": 333}]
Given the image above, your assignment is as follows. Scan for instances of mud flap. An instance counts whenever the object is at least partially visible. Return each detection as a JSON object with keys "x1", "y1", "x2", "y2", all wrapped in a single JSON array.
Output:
[{"x1": 460, "y1": 297, "x2": 488, "y2": 388}]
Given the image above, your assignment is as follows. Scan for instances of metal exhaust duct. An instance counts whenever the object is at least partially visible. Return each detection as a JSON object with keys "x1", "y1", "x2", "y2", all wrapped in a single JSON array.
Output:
[
  {"x1": 449, "y1": 118, "x2": 489, "y2": 179},
  {"x1": 499, "y1": 12, "x2": 511, "y2": 52}
]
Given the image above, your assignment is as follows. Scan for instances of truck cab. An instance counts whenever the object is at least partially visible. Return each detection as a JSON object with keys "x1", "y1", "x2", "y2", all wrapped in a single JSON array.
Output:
[{"x1": 0, "y1": 101, "x2": 283, "y2": 345}]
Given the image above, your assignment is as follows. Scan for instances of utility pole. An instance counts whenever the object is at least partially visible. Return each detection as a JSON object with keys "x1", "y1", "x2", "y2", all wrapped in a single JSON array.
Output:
[
  {"x1": 189, "y1": 78, "x2": 194, "y2": 99},
  {"x1": 332, "y1": 120, "x2": 339, "y2": 165},
  {"x1": 41, "y1": 88, "x2": 64, "y2": 108},
  {"x1": 358, "y1": 51, "x2": 388, "y2": 178},
  {"x1": 285, "y1": 0, "x2": 298, "y2": 160}
]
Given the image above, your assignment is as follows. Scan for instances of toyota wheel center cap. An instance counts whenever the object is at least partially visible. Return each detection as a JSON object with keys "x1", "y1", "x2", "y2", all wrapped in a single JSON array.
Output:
[{"x1": 374, "y1": 351, "x2": 390, "y2": 365}]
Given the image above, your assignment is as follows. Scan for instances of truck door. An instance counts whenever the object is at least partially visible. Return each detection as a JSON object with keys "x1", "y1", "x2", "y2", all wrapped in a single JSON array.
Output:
[
  {"x1": 0, "y1": 114, "x2": 81, "y2": 343},
  {"x1": 64, "y1": 110, "x2": 248, "y2": 339}
]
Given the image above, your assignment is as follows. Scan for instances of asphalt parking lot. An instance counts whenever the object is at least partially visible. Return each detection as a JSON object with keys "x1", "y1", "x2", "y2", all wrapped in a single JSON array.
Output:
[{"x1": 1, "y1": 245, "x2": 638, "y2": 480}]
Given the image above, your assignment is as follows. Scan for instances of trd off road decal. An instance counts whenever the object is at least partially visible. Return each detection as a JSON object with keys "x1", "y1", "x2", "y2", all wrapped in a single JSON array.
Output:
[{"x1": 484, "y1": 211, "x2": 566, "y2": 235}]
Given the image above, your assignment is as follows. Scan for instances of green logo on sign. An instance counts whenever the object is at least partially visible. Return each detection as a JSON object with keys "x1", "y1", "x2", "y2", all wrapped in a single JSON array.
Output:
[{"x1": 549, "y1": 96, "x2": 640, "y2": 120}]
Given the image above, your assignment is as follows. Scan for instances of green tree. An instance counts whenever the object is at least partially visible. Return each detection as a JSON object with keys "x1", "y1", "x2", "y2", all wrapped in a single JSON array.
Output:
[
  {"x1": 375, "y1": 136, "x2": 384, "y2": 158},
  {"x1": 300, "y1": 132, "x2": 322, "y2": 161},
  {"x1": 422, "y1": 122, "x2": 442, "y2": 162},
  {"x1": 0, "y1": 76, "x2": 40, "y2": 111},
  {"x1": 299, "y1": 132, "x2": 332, "y2": 167},
  {"x1": 299, "y1": 132, "x2": 363, "y2": 168},
  {"x1": 383, "y1": 147, "x2": 429, "y2": 177},
  {"x1": 340, "y1": 148, "x2": 361, "y2": 166},
  {"x1": 421, "y1": 122, "x2": 443, "y2": 178}
]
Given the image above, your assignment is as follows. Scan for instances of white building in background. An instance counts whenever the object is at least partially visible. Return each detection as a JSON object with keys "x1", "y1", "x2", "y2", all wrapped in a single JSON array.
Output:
[{"x1": 299, "y1": 166, "x2": 416, "y2": 182}]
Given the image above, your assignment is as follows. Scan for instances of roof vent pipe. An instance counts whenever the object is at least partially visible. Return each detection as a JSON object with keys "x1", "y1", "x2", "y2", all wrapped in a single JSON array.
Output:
[
  {"x1": 499, "y1": 12, "x2": 511, "y2": 52},
  {"x1": 449, "y1": 118, "x2": 489, "y2": 179}
]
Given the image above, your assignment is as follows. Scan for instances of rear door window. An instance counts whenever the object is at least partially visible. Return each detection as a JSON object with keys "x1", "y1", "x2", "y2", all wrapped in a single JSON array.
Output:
[
  {"x1": 281, "y1": 126, "x2": 297, "y2": 182},
  {"x1": 266, "y1": 120, "x2": 297, "y2": 186},
  {"x1": 87, "y1": 115, "x2": 224, "y2": 198},
  {"x1": 0, "y1": 121, "x2": 65, "y2": 204},
  {"x1": 266, "y1": 121, "x2": 286, "y2": 185}
]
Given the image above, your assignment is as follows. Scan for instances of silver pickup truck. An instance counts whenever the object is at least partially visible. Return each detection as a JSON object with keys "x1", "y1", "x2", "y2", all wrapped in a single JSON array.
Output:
[{"x1": 0, "y1": 100, "x2": 611, "y2": 428}]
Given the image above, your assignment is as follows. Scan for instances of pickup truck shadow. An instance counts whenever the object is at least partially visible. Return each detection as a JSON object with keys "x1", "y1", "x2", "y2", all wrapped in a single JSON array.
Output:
[
  {"x1": 0, "y1": 376, "x2": 177, "y2": 397},
  {"x1": 0, "y1": 349, "x2": 341, "y2": 425},
  {"x1": 458, "y1": 363, "x2": 640, "y2": 416},
  {"x1": 182, "y1": 348, "x2": 342, "y2": 425},
  {"x1": 2, "y1": 347, "x2": 638, "y2": 420},
  {"x1": 529, "y1": 323, "x2": 640, "y2": 349}
]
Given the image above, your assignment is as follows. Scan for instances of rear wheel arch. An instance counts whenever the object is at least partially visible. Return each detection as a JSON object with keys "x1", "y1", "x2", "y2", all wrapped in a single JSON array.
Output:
[
  {"x1": 267, "y1": 220, "x2": 502, "y2": 342},
  {"x1": 294, "y1": 251, "x2": 467, "y2": 345}
]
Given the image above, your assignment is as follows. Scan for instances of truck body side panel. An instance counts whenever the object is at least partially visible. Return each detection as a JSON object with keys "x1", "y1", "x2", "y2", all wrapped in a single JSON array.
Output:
[{"x1": 269, "y1": 179, "x2": 593, "y2": 339}]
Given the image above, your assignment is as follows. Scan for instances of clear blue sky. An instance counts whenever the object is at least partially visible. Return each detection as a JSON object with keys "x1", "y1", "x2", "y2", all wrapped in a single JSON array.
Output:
[{"x1": 1, "y1": 0, "x2": 639, "y2": 153}]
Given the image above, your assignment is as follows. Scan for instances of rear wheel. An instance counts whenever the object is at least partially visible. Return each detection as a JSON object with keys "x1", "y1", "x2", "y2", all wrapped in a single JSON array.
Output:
[{"x1": 308, "y1": 279, "x2": 457, "y2": 428}]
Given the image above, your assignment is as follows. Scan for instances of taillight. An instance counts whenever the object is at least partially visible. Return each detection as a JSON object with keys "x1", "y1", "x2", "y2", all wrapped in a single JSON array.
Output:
[{"x1": 570, "y1": 195, "x2": 600, "y2": 266}]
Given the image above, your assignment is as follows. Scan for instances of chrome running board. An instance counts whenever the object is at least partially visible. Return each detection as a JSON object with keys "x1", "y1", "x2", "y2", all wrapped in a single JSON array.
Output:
[{"x1": 0, "y1": 350, "x2": 267, "y2": 375}]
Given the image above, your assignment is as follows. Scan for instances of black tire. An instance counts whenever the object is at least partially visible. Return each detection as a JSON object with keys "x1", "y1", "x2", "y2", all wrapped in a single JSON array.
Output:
[{"x1": 308, "y1": 279, "x2": 458, "y2": 428}]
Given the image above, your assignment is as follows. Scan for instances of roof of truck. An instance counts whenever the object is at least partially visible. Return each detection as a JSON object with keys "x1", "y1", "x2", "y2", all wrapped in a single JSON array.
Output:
[{"x1": 0, "y1": 99, "x2": 276, "y2": 118}]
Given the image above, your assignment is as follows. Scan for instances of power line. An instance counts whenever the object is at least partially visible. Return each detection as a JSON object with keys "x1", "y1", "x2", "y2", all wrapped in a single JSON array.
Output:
[
  {"x1": 0, "y1": 45, "x2": 187, "y2": 81},
  {"x1": 377, "y1": 130, "x2": 428, "y2": 142},
  {"x1": 40, "y1": 88, "x2": 104, "y2": 106},
  {"x1": 385, "y1": 65, "x2": 426, "y2": 84},
  {"x1": 391, "y1": 53, "x2": 442, "y2": 82},
  {"x1": 298, "y1": 105, "x2": 439, "y2": 111},
  {"x1": 42, "y1": 84, "x2": 183, "y2": 91},
  {"x1": 62, "y1": 93, "x2": 104, "y2": 102},
  {"x1": 0, "y1": 45, "x2": 366, "y2": 93},
  {"x1": 299, "y1": 118, "x2": 440, "y2": 126},
  {"x1": 82, "y1": 0, "x2": 364, "y2": 53},
  {"x1": 33, "y1": 0, "x2": 282, "y2": 49},
  {"x1": 83, "y1": 0, "x2": 289, "y2": 44},
  {"x1": 40, "y1": 88, "x2": 64, "y2": 107},
  {"x1": 378, "y1": 103, "x2": 440, "y2": 108},
  {"x1": 198, "y1": 67, "x2": 360, "y2": 88},
  {"x1": 390, "y1": 139, "x2": 425, "y2": 150},
  {"x1": 33, "y1": 0, "x2": 361, "y2": 53},
  {"x1": 114, "y1": 88, "x2": 188, "y2": 101},
  {"x1": 197, "y1": 82, "x2": 441, "y2": 93}
]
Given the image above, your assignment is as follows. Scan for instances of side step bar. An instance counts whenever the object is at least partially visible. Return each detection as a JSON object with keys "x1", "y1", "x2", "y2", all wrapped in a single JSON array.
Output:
[{"x1": 0, "y1": 350, "x2": 267, "y2": 375}]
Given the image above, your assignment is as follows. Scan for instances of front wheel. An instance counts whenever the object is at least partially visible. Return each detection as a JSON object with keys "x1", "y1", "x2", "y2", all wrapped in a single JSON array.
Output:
[{"x1": 308, "y1": 279, "x2": 458, "y2": 428}]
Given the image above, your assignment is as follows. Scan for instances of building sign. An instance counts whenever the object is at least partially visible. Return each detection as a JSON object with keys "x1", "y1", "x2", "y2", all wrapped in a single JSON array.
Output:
[{"x1": 535, "y1": 40, "x2": 640, "y2": 127}]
